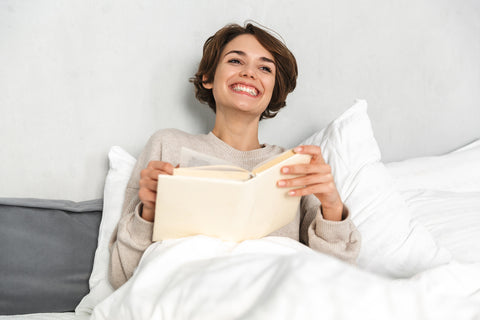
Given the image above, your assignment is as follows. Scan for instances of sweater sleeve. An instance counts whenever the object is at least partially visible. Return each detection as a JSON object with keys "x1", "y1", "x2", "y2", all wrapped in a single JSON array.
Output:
[
  {"x1": 108, "y1": 134, "x2": 163, "y2": 289},
  {"x1": 299, "y1": 195, "x2": 361, "y2": 264}
]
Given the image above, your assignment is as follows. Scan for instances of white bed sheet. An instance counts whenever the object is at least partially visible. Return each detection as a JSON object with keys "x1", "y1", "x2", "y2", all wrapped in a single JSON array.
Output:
[{"x1": 91, "y1": 236, "x2": 480, "y2": 320}]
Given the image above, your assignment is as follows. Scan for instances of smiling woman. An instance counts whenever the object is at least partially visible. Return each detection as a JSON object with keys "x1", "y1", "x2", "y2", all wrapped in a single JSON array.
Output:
[
  {"x1": 191, "y1": 23, "x2": 298, "y2": 121},
  {"x1": 108, "y1": 22, "x2": 361, "y2": 290},
  {"x1": 202, "y1": 34, "x2": 278, "y2": 149},
  {"x1": 203, "y1": 35, "x2": 276, "y2": 115}
]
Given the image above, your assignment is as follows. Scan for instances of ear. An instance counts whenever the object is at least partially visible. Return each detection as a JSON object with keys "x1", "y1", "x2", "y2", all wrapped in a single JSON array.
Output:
[{"x1": 202, "y1": 75, "x2": 213, "y2": 89}]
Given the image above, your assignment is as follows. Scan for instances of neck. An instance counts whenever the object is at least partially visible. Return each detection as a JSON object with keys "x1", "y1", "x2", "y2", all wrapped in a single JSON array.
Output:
[{"x1": 212, "y1": 111, "x2": 262, "y2": 151}]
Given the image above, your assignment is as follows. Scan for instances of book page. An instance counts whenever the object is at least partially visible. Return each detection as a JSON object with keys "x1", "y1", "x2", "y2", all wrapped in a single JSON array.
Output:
[
  {"x1": 179, "y1": 147, "x2": 234, "y2": 168},
  {"x1": 177, "y1": 147, "x2": 251, "y2": 180},
  {"x1": 174, "y1": 165, "x2": 252, "y2": 181},
  {"x1": 252, "y1": 149, "x2": 296, "y2": 175}
]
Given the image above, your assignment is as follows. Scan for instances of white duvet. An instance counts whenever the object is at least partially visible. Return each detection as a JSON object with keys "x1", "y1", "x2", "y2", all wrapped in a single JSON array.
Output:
[{"x1": 91, "y1": 236, "x2": 480, "y2": 320}]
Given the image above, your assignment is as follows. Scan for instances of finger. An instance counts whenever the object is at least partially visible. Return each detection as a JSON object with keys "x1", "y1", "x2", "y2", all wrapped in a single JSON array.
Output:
[
  {"x1": 138, "y1": 188, "x2": 157, "y2": 204},
  {"x1": 149, "y1": 169, "x2": 172, "y2": 179},
  {"x1": 141, "y1": 168, "x2": 159, "y2": 181},
  {"x1": 139, "y1": 178, "x2": 158, "y2": 192},
  {"x1": 294, "y1": 145, "x2": 326, "y2": 164},
  {"x1": 281, "y1": 163, "x2": 331, "y2": 176},
  {"x1": 277, "y1": 173, "x2": 334, "y2": 188},
  {"x1": 141, "y1": 200, "x2": 156, "y2": 211},
  {"x1": 287, "y1": 183, "x2": 336, "y2": 197},
  {"x1": 147, "y1": 161, "x2": 175, "y2": 174},
  {"x1": 141, "y1": 167, "x2": 173, "y2": 181}
]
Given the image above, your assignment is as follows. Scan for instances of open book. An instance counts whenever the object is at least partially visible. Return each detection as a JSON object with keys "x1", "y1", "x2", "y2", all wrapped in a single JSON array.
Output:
[{"x1": 153, "y1": 148, "x2": 312, "y2": 242}]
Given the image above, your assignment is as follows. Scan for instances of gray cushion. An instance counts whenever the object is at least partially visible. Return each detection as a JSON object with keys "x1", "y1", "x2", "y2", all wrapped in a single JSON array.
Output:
[{"x1": 0, "y1": 198, "x2": 102, "y2": 315}]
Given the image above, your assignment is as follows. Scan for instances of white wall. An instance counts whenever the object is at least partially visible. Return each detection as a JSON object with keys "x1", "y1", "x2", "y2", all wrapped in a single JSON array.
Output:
[{"x1": 1, "y1": 0, "x2": 479, "y2": 201}]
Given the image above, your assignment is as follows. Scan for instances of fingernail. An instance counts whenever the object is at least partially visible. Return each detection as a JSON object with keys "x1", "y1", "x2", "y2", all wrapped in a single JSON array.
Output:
[
  {"x1": 281, "y1": 167, "x2": 289, "y2": 173},
  {"x1": 288, "y1": 190, "x2": 296, "y2": 196},
  {"x1": 294, "y1": 146, "x2": 303, "y2": 152},
  {"x1": 277, "y1": 180, "x2": 286, "y2": 187}
]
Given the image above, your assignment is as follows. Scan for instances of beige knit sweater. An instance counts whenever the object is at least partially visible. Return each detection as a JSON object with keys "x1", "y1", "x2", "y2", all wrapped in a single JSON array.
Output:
[{"x1": 109, "y1": 129, "x2": 361, "y2": 289}]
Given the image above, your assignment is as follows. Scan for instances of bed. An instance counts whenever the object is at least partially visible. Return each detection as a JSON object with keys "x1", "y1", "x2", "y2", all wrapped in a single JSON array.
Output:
[{"x1": 1, "y1": 100, "x2": 479, "y2": 319}]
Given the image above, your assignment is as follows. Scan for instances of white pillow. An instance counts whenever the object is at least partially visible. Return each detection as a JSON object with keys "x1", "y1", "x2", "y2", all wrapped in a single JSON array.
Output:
[
  {"x1": 385, "y1": 139, "x2": 480, "y2": 263},
  {"x1": 301, "y1": 100, "x2": 452, "y2": 277},
  {"x1": 400, "y1": 189, "x2": 480, "y2": 263},
  {"x1": 75, "y1": 146, "x2": 136, "y2": 315},
  {"x1": 386, "y1": 139, "x2": 480, "y2": 193}
]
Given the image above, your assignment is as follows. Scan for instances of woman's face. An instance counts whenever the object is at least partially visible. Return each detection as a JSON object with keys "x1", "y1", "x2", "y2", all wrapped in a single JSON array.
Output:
[{"x1": 203, "y1": 34, "x2": 276, "y2": 119}]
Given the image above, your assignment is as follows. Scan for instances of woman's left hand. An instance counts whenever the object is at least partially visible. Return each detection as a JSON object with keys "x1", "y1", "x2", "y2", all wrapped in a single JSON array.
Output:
[{"x1": 277, "y1": 145, "x2": 344, "y2": 221}]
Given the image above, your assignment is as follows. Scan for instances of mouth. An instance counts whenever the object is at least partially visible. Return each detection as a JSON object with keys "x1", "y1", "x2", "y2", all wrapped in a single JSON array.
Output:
[{"x1": 230, "y1": 83, "x2": 260, "y2": 97}]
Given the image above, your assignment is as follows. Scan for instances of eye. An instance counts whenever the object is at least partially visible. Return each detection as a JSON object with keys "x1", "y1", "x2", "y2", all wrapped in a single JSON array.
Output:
[
  {"x1": 228, "y1": 59, "x2": 241, "y2": 64},
  {"x1": 260, "y1": 66, "x2": 272, "y2": 73}
]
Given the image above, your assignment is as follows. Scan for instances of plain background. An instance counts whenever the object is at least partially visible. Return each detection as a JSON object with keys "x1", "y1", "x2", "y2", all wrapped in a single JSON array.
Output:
[{"x1": 1, "y1": 0, "x2": 479, "y2": 201}]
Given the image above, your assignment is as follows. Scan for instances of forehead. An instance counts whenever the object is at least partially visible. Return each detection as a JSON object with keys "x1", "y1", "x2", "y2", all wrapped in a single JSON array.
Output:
[{"x1": 222, "y1": 34, "x2": 275, "y2": 61}]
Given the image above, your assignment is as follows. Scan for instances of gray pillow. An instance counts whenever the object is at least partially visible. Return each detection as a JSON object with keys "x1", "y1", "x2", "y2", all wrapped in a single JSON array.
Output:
[{"x1": 0, "y1": 198, "x2": 102, "y2": 315}]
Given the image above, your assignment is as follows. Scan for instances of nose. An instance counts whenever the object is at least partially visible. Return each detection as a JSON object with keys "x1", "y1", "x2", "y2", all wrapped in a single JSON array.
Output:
[{"x1": 241, "y1": 65, "x2": 256, "y2": 79}]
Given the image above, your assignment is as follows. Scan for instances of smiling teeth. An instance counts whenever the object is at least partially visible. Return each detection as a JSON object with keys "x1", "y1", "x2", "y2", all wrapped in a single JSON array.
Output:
[{"x1": 232, "y1": 84, "x2": 258, "y2": 96}]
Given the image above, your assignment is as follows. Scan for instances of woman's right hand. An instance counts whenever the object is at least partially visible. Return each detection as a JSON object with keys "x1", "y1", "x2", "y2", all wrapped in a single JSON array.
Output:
[{"x1": 138, "y1": 161, "x2": 175, "y2": 222}]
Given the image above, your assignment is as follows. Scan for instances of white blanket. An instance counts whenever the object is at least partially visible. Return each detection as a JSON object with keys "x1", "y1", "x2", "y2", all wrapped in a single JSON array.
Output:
[{"x1": 91, "y1": 236, "x2": 480, "y2": 320}]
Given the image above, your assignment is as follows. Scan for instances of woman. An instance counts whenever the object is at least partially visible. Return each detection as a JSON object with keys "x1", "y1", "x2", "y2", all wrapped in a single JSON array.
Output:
[{"x1": 109, "y1": 23, "x2": 361, "y2": 289}]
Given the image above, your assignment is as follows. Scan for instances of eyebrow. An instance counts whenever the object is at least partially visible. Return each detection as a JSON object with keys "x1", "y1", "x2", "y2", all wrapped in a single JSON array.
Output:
[{"x1": 224, "y1": 50, "x2": 275, "y2": 65}]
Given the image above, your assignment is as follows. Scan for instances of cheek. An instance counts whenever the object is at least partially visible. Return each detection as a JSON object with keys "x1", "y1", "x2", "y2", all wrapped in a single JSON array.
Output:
[
  {"x1": 266, "y1": 77, "x2": 276, "y2": 96},
  {"x1": 268, "y1": 73, "x2": 276, "y2": 90}
]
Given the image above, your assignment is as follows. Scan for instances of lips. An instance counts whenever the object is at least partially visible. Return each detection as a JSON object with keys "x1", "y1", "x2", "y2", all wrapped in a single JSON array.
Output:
[{"x1": 230, "y1": 83, "x2": 260, "y2": 97}]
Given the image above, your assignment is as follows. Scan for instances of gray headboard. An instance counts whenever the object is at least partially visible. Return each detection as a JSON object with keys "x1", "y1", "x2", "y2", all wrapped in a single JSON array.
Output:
[{"x1": 1, "y1": 1, "x2": 478, "y2": 201}]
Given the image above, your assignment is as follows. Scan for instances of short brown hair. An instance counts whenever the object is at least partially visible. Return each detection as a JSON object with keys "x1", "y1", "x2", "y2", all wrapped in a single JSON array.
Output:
[{"x1": 190, "y1": 23, "x2": 298, "y2": 120}]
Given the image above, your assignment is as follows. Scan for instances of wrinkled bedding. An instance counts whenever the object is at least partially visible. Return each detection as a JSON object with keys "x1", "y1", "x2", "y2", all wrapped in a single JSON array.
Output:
[{"x1": 91, "y1": 236, "x2": 480, "y2": 320}]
